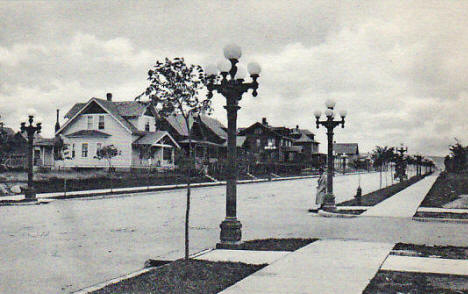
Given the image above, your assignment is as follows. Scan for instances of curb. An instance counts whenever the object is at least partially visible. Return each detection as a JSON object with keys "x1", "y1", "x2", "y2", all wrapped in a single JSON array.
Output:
[
  {"x1": 72, "y1": 248, "x2": 215, "y2": 294},
  {"x1": 316, "y1": 209, "x2": 358, "y2": 218},
  {"x1": 412, "y1": 217, "x2": 468, "y2": 224},
  {"x1": 3, "y1": 174, "x2": 324, "y2": 202}
]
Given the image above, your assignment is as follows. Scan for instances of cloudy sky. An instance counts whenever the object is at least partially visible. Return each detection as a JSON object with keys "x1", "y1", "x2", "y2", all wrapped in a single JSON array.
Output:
[{"x1": 0, "y1": 0, "x2": 466, "y2": 156}]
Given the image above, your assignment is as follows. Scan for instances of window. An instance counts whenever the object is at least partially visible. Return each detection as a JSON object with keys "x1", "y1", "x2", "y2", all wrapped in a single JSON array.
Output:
[
  {"x1": 81, "y1": 143, "x2": 88, "y2": 158},
  {"x1": 96, "y1": 143, "x2": 102, "y2": 155},
  {"x1": 267, "y1": 138, "x2": 274, "y2": 147},
  {"x1": 256, "y1": 139, "x2": 261, "y2": 148},
  {"x1": 72, "y1": 144, "x2": 76, "y2": 158},
  {"x1": 145, "y1": 120, "x2": 150, "y2": 132},
  {"x1": 98, "y1": 115, "x2": 105, "y2": 129},
  {"x1": 87, "y1": 116, "x2": 93, "y2": 129}
]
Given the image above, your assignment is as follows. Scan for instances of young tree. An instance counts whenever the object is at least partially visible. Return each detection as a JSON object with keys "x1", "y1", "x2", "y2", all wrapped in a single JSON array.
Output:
[
  {"x1": 137, "y1": 57, "x2": 210, "y2": 260},
  {"x1": 95, "y1": 144, "x2": 121, "y2": 192},
  {"x1": 372, "y1": 146, "x2": 395, "y2": 188}
]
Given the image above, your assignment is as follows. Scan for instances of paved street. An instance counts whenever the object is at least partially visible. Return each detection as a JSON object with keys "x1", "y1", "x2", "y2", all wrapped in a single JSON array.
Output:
[{"x1": 1, "y1": 173, "x2": 467, "y2": 293}]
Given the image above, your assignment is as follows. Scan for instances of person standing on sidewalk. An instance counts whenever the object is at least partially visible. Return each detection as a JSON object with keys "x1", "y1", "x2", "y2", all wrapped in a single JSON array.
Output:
[{"x1": 316, "y1": 168, "x2": 327, "y2": 209}]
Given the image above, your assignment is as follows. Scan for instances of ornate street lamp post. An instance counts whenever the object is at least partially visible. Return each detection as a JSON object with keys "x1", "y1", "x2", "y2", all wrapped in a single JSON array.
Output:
[
  {"x1": 205, "y1": 44, "x2": 261, "y2": 247},
  {"x1": 395, "y1": 144, "x2": 407, "y2": 181},
  {"x1": 314, "y1": 99, "x2": 346, "y2": 211},
  {"x1": 20, "y1": 111, "x2": 42, "y2": 200}
]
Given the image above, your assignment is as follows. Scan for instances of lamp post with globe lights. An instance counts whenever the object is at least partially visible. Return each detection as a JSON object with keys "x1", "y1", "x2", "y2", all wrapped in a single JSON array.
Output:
[
  {"x1": 205, "y1": 44, "x2": 261, "y2": 247},
  {"x1": 20, "y1": 110, "x2": 42, "y2": 200},
  {"x1": 314, "y1": 99, "x2": 346, "y2": 211},
  {"x1": 394, "y1": 144, "x2": 408, "y2": 181}
]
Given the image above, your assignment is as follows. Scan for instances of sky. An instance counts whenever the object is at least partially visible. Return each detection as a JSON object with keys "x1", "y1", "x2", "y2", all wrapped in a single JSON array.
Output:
[{"x1": 0, "y1": 0, "x2": 466, "y2": 156}]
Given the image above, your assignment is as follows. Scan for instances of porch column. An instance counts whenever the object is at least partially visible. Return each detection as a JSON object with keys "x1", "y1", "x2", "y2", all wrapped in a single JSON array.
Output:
[{"x1": 42, "y1": 147, "x2": 45, "y2": 166}]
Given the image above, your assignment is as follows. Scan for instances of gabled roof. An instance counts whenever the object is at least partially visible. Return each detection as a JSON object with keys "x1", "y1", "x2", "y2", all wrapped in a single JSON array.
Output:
[
  {"x1": 1, "y1": 126, "x2": 16, "y2": 137},
  {"x1": 65, "y1": 130, "x2": 111, "y2": 138},
  {"x1": 133, "y1": 131, "x2": 180, "y2": 148},
  {"x1": 113, "y1": 101, "x2": 151, "y2": 117},
  {"x1": 64, "y1": 99, "x2": 152, "y2": 119},
  {"x1": 294, "y1": 133, "x2": 315, "y2": 143},
  {"x1": 64, "y1": 103, "x2": 86, "y2": 119},
  {"x1": 165, "y1": 114, "x2": 194, "y2": 137},
  {"x1": 164, "y1": 114, "x2": 227, "y2": 140},
  {"x1": 334, "y1": 143, "x2": 359, "y2": 155},
  {"x1": 239, "y1": 122, "x2": 293, "y2": 140},
  {"x1": 200, "y1": 115, "x2": 227, "y2": 139},
  {"x1": 59, "y1": 98, "x2": 148, "y2": 136}
]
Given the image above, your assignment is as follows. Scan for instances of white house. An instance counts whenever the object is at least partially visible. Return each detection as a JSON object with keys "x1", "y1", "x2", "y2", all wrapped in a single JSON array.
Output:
[{"x1": 56, "y1": 93, "x2": 180, "y2": 169}]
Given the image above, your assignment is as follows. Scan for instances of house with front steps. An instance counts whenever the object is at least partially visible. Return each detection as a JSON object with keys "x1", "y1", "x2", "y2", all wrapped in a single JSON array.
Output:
[{"x1": 56, "y1": 93, "x2": 180, "y2": 170}]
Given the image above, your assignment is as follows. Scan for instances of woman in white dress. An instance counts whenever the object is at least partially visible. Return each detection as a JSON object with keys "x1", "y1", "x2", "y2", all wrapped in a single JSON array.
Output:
[{"x1": 315, "y1": 168, "x2": 327, "y2": 209}]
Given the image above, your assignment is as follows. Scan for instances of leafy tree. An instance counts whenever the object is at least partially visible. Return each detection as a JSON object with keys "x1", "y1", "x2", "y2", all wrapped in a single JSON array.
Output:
[
  {"x1": 138, "y1": 57, "x2": 210, "y2": 260},
  {"x1": 449, "y1": 139, "x2": 466, "y2": 173},
  {"x1": 95, "y1": 144, "x2": 121, "y2": 192},
  {"x1": 0, "y1": 118, "x2": 8, "y2": 163}
]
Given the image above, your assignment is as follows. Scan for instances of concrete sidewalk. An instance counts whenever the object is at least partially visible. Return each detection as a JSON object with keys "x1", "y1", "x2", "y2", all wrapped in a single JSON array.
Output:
[
  {"x1": 362, "y1": 174, "x2": 437, "y2": 218},
  {"x1": 218, "y1": 240, "x2": 394, "y2": 294}
]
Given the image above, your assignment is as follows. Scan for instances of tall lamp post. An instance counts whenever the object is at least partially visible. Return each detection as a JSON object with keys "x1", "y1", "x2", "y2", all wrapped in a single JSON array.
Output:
[
  {"x1": 20, "y1": 112, "x2": 42, "y2": 200},
  {"x1": 395, "y1": 144, "x2": 407, "y2": 181},
  {"x1": 205, "y1": 44, "x2": 261, "y2": 247},
  {"x1": 314, "y1": 99, "x2": 347, "y2": 211}
]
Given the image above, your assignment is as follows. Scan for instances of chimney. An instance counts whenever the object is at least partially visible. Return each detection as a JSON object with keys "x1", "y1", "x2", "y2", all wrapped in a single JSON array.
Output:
[
  {"x1": 106, "y1": 93, "x2": 112, "y2": 101},
  {"x1": 55, "y1": 109, "x2": 61, "y2": 132},
  {"x1": 262, "y1": 117, "x2": 267, "y2": 126}
]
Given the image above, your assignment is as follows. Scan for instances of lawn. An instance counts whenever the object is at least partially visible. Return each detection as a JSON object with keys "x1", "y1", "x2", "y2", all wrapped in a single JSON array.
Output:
[
  {"x1": 364, "y1": 270, "x2": 468, "y2": 294},
  {"x1": 90, "y1": 238, "x2": 317, "y2": 294},
  {"x1": 338, "y1": 175, "x2": 425, "y2": 207},
  {"x1": 392, "y1": 243, "x2": 468, "y2": 260},
  {"x1": 419, "y1": 172, "x2": 468, "y2": 208},
  {"x1": 91, "y1": 259, "x2": 265, "y2": 294}
]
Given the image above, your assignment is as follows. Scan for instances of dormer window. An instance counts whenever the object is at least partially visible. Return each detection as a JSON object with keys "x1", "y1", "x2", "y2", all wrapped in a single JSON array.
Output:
[{"x1": 98, "y1": 115, "x2": 105, "y2": 129}]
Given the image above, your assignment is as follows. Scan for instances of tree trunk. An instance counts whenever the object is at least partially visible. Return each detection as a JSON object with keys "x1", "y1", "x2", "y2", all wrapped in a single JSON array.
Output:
[
  {"x1": 379, "y1": 165, "x2": 382, "y2": 189},
  {"x1": 184, "y1": 119, "x2": 192, "y2": 261}
]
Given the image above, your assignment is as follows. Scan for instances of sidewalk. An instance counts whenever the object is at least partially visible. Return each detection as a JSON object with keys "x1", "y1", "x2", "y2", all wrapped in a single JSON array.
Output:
[
  {"x1": 216, "y1": 240, "x2": 394, "y2": 294},
  {"x1": 362, "y1": 174, "x2": 437, "y2": 217},
  {"x1": 215, "y1": 174, "x2": 440, "y2": 293}
]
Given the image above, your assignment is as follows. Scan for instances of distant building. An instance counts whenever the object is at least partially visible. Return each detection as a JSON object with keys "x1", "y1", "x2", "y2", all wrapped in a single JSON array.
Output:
[
  {"x1": 333, "y1": 143, "x2": 360, "y2": 171},
  {"x1": 158, "y1": 114, "x2": 227, "y2": 162},
  {"x1": 0, "y1": 124, "x2": 55, "y2": 169},
  {"x1": 238, "y1": 117, "x2": 321, "y2": 164}
]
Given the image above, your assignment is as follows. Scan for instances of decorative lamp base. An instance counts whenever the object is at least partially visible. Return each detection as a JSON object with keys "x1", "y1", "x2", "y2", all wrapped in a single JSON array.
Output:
[
  {"x1": 24, "y1": 188, "x2": 37, "y2": 200},
  {"x1": 321, "y1": 193, "x2": 336, "y2": 211},
  {"x1": 217, "y1": 218, "x2": 242, "y2": 248}
]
